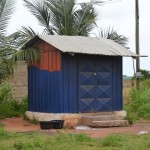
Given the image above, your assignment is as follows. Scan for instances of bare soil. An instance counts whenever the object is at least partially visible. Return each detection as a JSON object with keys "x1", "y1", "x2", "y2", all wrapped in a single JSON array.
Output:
[{"x1": 0, "y1": 117, "x2": 150, "y2": 138}]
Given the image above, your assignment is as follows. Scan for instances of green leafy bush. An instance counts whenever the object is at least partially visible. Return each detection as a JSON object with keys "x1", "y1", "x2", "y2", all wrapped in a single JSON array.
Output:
[
  {"x1": 0, "y1": 82, "x2": 12, "y2": 103},
  {"x1": 0, "y1": 82, "x2": 28, "y2": 119},
  {"x1": 125, "y1": 79, "x2": 150, "y2": 121}
]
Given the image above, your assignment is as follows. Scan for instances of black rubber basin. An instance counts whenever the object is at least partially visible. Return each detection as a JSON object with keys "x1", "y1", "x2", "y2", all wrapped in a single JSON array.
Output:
[
  {"x1": 39, "y1": 121, "x2": 53, "y2": 129},
  {"x1": 51, "y1": 120, "x2": 64, "y2": 129}
]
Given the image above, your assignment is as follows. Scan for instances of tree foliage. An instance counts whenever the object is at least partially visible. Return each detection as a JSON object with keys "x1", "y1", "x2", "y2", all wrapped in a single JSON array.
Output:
[
  {"x1": 98, "y1": 27, "x2": 128, "y2": 47},
  {"x1": 23, "y1": 0, "x2": 97, "y2": 36},
  {"x1": 0, "y1": 0, "x2": 16, "y2": 83},
  {"x1": 140, "y1": 69, "x2": 150, "y2": 79}
]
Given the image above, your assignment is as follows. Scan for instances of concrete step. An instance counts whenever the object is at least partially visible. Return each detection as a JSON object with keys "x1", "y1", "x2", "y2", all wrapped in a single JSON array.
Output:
[
  {"x1": 89, "y1": 120, "x2": 129, "y2": 128},
  {"x1": 81, "y1": 111, "x2": 116, "y2": 116},
  {"x1": 77, "y1": 111, "x2": 128, "y2": 128},
  {"x1": 82, "y1": 115, "x2": 124, "y2": 121},
  {"x1": 78, "y1": 115, "x2": 124, "y2": 125}
]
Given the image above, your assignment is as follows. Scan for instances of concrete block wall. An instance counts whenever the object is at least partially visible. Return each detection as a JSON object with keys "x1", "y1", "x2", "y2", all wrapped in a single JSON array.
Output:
[{"x1": 8, "y1": 63, "x2": 28, "y2": 99}]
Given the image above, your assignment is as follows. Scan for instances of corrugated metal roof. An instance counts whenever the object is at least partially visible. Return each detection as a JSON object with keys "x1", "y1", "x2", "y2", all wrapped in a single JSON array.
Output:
[{"x1": 24, "y1": 35, "x2": 137, "y2": 57}]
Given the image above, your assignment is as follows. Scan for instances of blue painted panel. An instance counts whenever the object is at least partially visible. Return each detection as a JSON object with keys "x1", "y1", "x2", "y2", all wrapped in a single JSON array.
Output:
[
  {"x1": 95, "y1": 58, "x2": 113, "y2": 111},
  {"x1": 118, "y1": 57, "x2": 123, "y2": 110},
  {"x1": 78, "y1": 55, "x2": 114, "y2": 112},
  {"x1": 28, "y1": 66, "x2": 62, "y2": 113},
  {"x1": 78, "y1": 57, "x2": 96, "y2": 112},
  {"x1": 112, "y1": 57, "x2": 122, "y2": 110},
  {"x1": 61, "y1": 53, "x2": 78, "y2": 113}
]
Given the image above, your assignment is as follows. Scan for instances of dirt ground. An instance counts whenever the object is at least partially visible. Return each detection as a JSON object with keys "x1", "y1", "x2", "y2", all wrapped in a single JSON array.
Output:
[{"x1": 0, "y1": 117, "x2": 150, "y2": 138}]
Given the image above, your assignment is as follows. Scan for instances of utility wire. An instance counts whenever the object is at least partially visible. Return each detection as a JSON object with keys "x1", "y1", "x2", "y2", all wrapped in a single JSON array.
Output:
[
  {"x1": 77, "y1": 0, "x2": 122, "y2": 5},
  {"x1": 91, "y1": 0, "x2": 122, "y2": 6}
]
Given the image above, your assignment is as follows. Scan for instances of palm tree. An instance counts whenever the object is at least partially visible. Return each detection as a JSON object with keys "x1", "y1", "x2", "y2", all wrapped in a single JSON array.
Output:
[
  {"x1": 0, "y1": 0, "x2": 40, "y2": 83},
  {"x1": 0, "y1": 0, "x2": 16, "y2": 83},
  {"x1": 23, "y1": 0, "x2": 97, "y2": 36},
  {"x1": 22, "y1": 0, "x2": 128, "y2": 45}
]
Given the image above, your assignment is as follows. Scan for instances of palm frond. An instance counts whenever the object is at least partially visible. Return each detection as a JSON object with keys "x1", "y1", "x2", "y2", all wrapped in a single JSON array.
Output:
[
  {"x1": 18, "y1": 26, "x2": 37, "y2": 38},
  {"x1": 0, "y1": 59, "x2": 15, "y2": 83},
  {"x1": 12, "y1": 47, "x2": 41, "y2": 64},
  {"x1": 46, "y1": 0, "x2": 76, "y2": 35},
  {"x1": 73, "y1": 3, "x2": 97, "y2": 36},
  {"x1": 99, "y1": 27, "x2": 128, "y2": 47},
  {"x1": 23, "y1": 0, "x2": 52, "y2": 34},
  {"x1": 0, "y1": 0, "x2": 16, "y2": 34},
  {"x1": 17, "y1": 26, "x2": 38, "y2": 47},
  {"x1": 45, "y1": 0, "x2": 97, "y2": 36}
]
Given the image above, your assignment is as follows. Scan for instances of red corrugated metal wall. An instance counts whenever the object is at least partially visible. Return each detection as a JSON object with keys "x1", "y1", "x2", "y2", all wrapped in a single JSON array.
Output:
[
  {"x1": 32, "y1": 40, "x2": 61, "y2": 72},
  {"x1": 28, "y1": 40, "x2": 63, "y2": 113}
]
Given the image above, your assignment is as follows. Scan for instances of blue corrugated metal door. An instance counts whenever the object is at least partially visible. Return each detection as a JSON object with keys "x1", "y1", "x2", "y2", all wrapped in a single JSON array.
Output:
[{"x1": 78, "y1": 56, "x2": 113, "y2": 112}]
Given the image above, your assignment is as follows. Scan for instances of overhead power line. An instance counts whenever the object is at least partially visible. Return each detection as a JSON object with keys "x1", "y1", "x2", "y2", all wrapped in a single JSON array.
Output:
[
  {"x1": 91, "y1": 0, "x2": 122, "y2": 5},
  {"x1": 77, "y1": 0, "x2": 122, "y2": 5}
]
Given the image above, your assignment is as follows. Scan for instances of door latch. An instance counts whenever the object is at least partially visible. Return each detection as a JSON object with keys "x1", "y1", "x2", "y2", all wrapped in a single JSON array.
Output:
[{"x1": 93, "y1": 72, "x2": 96, "y2": 76}]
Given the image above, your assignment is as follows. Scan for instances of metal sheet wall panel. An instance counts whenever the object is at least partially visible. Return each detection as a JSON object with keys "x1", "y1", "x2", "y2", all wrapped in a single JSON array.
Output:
[
  {"x1": 28, "y1": 66, "x2": 62, "y2": 113},
  {"x1": 32, "y1": 41, "x2": 61, "y2": 72},
  {"x1": 112, "y1": 57, "x2": 122, "y2": 110},
  {"x1": 28, "y1": 41, "x2": 63, "y2": 113},
  {"x1": 61, "y1": 53, "x2": 78, "y2": 113}
]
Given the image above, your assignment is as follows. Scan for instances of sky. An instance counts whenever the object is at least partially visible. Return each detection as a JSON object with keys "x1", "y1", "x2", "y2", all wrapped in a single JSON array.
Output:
[{"x1": 7, "y1": 0, "x2": 150, "y2": 76}]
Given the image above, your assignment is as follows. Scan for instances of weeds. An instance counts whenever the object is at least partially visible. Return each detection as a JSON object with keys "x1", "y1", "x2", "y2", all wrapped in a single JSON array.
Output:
[
  {"x1": 30, "y1": 117, "x2": 39, "y2": 124},
  {"x1": 23, "y1": 114, "x2": 39, "y2": 124},
  {"x1": 0, "y1": 82, "x2": 12, "y2": 103},
  {"x1": 0, "y1": 82, "x2": 28, "y2": 119},
  {"x1": 124, "y1": 79, "x2": 150, "y2": 121}
]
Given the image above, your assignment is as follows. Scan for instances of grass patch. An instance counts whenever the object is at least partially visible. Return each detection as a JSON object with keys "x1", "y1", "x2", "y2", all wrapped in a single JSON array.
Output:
[
  {"x1": 0, "y1": 128, "x2": 150, "y2": 150},
  {"x1": 0, "y1": 123, "x2": 4, "y2": 128},
  {"x1": 0, "y1": 128, "x2": 14, "y2": 140},
  {"x1": 0, "y1": 82, "x2": 28, "y2": 119},
  {"x1": 101, "y1": 135, "x2": 124, "y2": 147}
]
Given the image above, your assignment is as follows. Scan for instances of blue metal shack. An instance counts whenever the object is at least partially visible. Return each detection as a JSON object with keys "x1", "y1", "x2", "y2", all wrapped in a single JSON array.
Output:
[{"x1": 24, "y1": 35, "x2": 137, "y2": 114}]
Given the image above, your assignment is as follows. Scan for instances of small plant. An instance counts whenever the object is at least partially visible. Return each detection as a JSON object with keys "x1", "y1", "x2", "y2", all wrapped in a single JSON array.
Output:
[
  {"x1": 23, "y1": 113, "x2": 29, "y2": 121},
  {"x1": 23, "y1": 114, "x2": 39, "y2": 125},
  {"x1": 30, "y1": 116, "x2": 39, "y2": 124},
  {"x1": 125, "y1": 112, "x2": 136, "y2": 125}
]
